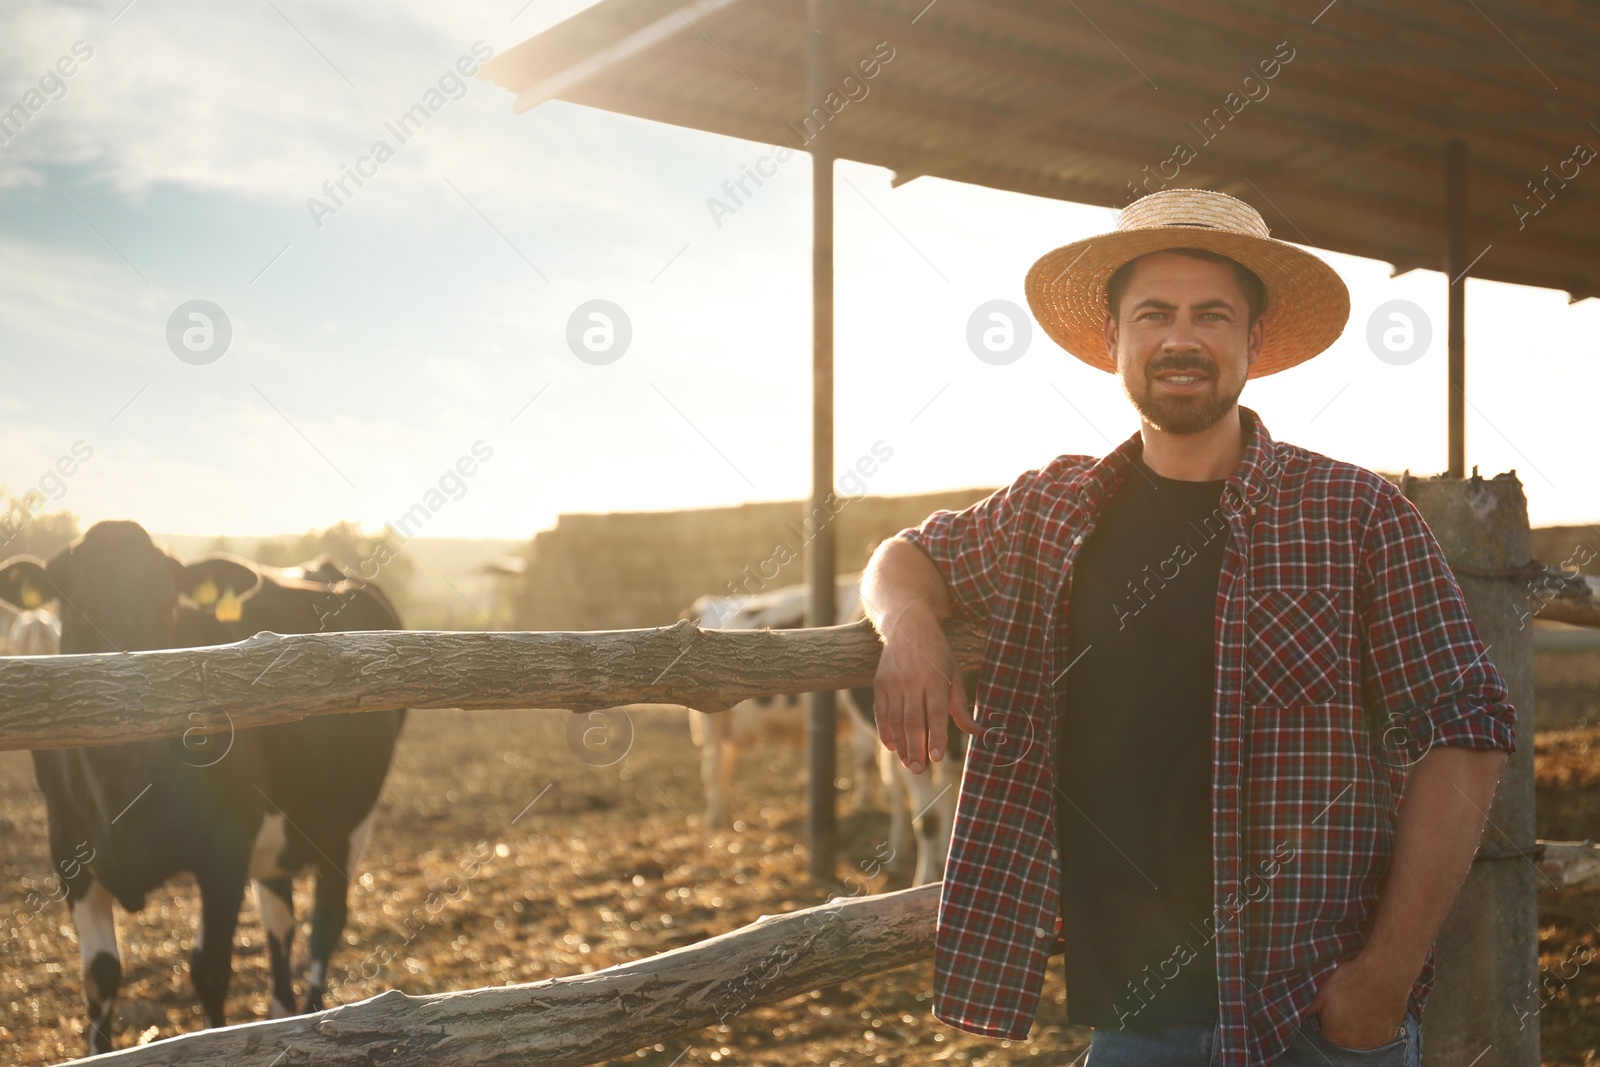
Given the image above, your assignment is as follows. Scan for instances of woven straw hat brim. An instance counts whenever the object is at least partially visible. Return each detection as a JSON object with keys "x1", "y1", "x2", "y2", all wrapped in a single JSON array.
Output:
[{"x1": 1025, "y1": 225, "x2": 1350, "y2": 379}]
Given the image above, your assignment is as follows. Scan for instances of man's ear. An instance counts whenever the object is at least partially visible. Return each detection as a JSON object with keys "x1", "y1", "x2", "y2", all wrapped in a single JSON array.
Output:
[
  {"x1": 177, "y1": 557, "x2": 262, "y2": 621},
  {"x1": 0, "y1": 557, "x2": 55, "y2": 609},
  {"x1": 1103, "y1": 310, "x2": 1119, "y2": 366},
  {"x1": 1247, "y1": 316, "x2": 1265, "y2": 370}
]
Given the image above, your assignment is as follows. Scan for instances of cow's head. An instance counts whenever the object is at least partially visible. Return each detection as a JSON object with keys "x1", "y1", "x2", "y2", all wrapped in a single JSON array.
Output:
[
  {"x1": 0, "y1": 555, "x2": 52, "y2": 613},
  {"x1": 0, "y1": 522, "x2": 257, "y2": 653}
]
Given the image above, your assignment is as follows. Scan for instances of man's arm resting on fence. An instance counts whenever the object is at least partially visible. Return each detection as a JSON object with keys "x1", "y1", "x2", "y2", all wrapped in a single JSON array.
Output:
[
  {"x1": 1307, "y1": 742, "x2": 1509, "y2": 1049},
  {"x1": 860, "y1": 536, "x2": 977, "y2": 776}
]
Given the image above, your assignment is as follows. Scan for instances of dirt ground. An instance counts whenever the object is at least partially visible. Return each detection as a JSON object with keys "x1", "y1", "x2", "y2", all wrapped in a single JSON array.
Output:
[{"x1": 2, "y1": 678, "x2": 1598, "y2": 1065}]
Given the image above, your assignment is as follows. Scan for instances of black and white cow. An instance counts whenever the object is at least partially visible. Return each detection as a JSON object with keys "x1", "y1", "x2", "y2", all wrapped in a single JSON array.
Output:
[
  {"x1": 179, "y1": 549, "x2": 405, "y2": 1021},
  {"x1": 838, "y1": 666, "x2": 977, "y2": 886},
  {"x1": 681, "y1": 577, "x2": 976, "y2": 884},
  {"x1": 0, "y1": 521, "x2": 404, "y2": 1053},
  {"x1": 680, "y1": 580, "x2": 881, "y2": 831}
]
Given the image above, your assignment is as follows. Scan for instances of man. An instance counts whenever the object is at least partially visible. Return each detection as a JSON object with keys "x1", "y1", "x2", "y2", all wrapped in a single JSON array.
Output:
[{"x1": 860, "y1": 188, "x2": 1514, "y2": 1066}]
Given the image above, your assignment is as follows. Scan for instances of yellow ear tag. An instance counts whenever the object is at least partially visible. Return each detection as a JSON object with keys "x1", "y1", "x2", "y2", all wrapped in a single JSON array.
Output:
[
  {"x1": 215, "y1": 587, "x2": 243, "y2": 623},
  {"x1": 193, "y1": 577, "x2": 218, "y2": 606},
  {"x1": 20, "y1": 583, "x2": 42, "y2": 609}
]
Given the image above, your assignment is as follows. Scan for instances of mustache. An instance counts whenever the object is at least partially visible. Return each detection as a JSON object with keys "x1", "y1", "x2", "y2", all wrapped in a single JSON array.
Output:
[{"x1": 1149, "y1": 359, "x2": 1216, "y2": 376}]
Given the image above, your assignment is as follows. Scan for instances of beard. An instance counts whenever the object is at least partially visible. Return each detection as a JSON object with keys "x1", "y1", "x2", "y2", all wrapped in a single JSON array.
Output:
[{"x1": 1121, "y1": 355, "x2": 1246, "y2": 435}]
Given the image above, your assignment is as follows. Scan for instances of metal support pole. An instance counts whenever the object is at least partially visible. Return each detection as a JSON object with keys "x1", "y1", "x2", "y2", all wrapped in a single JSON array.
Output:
[
  {"x1": 1406, "y1": 471, "x2": 1538, "y2": 1067},
  {"x1": 1446, "y1": 138, "x2": 1468, "y2": 478},
  {"x1": 803, "y1": 0, "x2": 838, "y2": 884}
]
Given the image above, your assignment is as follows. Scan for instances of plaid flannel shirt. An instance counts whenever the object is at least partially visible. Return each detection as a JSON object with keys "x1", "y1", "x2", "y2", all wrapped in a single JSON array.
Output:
[{"x1": 897, "y1": 405, "x2": 1516, "y2": 1067}]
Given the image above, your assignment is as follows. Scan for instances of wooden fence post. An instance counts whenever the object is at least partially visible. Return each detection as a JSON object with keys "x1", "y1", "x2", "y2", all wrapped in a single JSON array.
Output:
[{"x1": 1404, "y1": 469, "x2": 1539, "y2": 1067}]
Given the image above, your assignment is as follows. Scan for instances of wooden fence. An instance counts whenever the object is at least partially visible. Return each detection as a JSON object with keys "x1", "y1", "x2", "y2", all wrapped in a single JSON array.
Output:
[
  {"x1": 0, "y1": 617, "x2": 984, "y2": 751},
  {"x1": 5, "y1": 567, "x2": 1598, "y2": 1066}
]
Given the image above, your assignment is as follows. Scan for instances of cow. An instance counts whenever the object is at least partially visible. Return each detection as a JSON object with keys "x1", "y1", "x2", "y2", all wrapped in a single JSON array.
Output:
[
  {"x1": 6, "y1": 606, "x2": 60, "y2": 655},
  {"x1": 680, "y1": 578, "x2": 882, "y2": 831},
  {"x1": 0, "y1": 521, "x2": 404, "y2": 1053},
  {"x1": 837, "y1": 537, "x2": 976, "y2": 886},
  {"x1": 178, "y1": 550, "x2": 406, "y2": 1021},
  {"x1": 838, "y1": 664, "x2": 977, "y2": 887}
]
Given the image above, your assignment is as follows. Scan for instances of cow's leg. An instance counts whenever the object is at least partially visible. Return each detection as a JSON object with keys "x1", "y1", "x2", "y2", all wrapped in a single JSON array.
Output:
[
  {"x1": 907, "y1": 768, "x2": 958, "y2": 886},
  {"x1": 190, "y1": 868, "x2": 248, "y2": 1029},
  {"x1": 930, "y1": 756, "x2": 965, "y2": 883},
  {"x1": 838, "y1": 686, "x2": 885, "y2": 815},
  {"x1": 304, "y1": 875, "x2": 347, "y2": 1012},
  {"x1": 699, "y1": 714, "x2": 732, "y2": 830},
  {"x1": 923, "y1": 782, "x2": 959, "y2": 885},
  {"x1": 881, "y1": 746, "x2": 913, "y2": 870},
  {"x1": 838, "y1": 694, "x2": 876, "y2": 819},
  {"x1": 254, "y1": 877, "x2": 297, "y2": 1018},
  {"x1": 70, "y1": 880, "x2": 121, "y2": 1055},
  {"x1": 303, "y1": 871, "x2": 352, "y2": 1013},
  {"x1": 304, "y1": 810, "x2": 373, "y2": 1012},
  {"x1": 846, "y1": 712, "x2": 879, "y2": 815},
  {"x1": 711, "y1": 736, "x2": 740, "y2": 831}
]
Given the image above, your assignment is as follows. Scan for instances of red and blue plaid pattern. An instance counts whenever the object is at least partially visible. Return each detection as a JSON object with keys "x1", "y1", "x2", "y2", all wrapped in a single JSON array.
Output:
[{"x1": 897, "y1": 405, "x2": 1515, "y2": 1067}]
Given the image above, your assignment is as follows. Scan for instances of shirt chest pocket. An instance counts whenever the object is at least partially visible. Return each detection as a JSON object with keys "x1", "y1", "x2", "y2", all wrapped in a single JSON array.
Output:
[{"x1": 1246, "y1": 586, "x2": 1346, "y2": 707}]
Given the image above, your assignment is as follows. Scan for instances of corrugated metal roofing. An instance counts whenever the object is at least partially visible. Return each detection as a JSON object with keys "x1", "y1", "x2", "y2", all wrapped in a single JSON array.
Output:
[{"x1": 483, "y1": 0, "x2": 1600, "y2": 301}]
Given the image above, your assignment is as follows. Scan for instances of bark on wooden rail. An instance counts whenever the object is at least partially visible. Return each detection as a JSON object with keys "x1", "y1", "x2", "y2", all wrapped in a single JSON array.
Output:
[
  {"x1": 1539, "y1": 840, "x2": 1600, "y2": 894},
  {"x1": 1532, "y1": 571, "x2": 1600, "y2": 629},
  {"x1": 0, "y1": 616, "x2": 986, "y2": 752},
  {"x1": 56, "y1": 883, "x2": 944, "y2": 1067}
]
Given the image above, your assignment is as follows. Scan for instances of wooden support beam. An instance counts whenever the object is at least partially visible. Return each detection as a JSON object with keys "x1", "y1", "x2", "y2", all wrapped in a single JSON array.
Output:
[
  {"x1": 1447, "y1": 138, "x2": 1468, "y2": 479},
  {"x1": 804, "y1": 0, "x2": 839, "y2": 884}
]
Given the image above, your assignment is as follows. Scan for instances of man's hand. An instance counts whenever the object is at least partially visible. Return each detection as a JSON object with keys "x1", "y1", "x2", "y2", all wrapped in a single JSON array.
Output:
[
  {"x1": 1303, "y1": 744, "x2": 1507, "y2": 1049},
  {"x1": 859, "y1": 535, "x2": 980, "y2": 775},
  {"x1": 873, "y1": 602, "x2": 979, "y2": 774},
  {"x1": 1305, "y1": 952, "x2": 1411, "y2": 1049}
]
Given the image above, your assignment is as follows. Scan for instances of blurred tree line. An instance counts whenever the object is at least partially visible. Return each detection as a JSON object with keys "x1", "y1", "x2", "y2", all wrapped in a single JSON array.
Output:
[
  {"x1": 0, "y1": 489, "x2": 80, "y2": 565},
  {"x1": 0, "y1": 490, "x2": 80, "y2": 631}
]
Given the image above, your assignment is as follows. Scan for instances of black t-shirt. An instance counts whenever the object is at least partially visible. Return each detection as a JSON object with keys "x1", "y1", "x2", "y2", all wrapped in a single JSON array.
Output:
[{"x1": 1054, "y1": 450, "x2": 1230, "y2": 1030}]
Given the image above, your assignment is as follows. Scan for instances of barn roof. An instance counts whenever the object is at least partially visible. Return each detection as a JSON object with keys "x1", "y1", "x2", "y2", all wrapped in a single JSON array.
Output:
[{"x1": 482, "y1": 0, "x2": 1600, "y2": 302}]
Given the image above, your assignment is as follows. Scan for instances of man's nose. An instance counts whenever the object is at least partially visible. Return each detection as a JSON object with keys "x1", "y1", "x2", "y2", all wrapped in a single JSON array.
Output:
[{"x1": 1160, "y1": 317, "x2": 1202, "y2": 353}]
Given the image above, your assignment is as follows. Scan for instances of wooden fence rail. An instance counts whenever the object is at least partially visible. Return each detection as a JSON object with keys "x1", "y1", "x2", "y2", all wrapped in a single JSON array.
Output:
[
  {"x1": 57, "y1": 884, "x2": 944, "y2": 1067},
  {"x1": 3, "y1": 569, "x2": 1594, "y2": 753},
  {"x1": 1515, "y1": 566, "x2": 1600, "y2": 628},
  {"x1": 0, "y1": 617, "x2": 986, "y2": 752}
]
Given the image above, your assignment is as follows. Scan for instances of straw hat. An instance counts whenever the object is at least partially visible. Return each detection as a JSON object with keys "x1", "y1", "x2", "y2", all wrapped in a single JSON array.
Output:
[{"x1": 1024, "y1": 189, "x2": 1350, "y2": 378}]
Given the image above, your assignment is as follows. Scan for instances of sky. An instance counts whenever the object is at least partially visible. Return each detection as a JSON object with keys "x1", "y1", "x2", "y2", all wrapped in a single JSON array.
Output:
[{"x1": 2, "y1": 0, "x2": 1598, "y2": 542}]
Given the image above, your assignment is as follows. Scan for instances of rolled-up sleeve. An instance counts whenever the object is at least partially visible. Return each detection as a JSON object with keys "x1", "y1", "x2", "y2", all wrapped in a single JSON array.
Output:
[
  {"x1": 896, "y1": 467, "x2": 1040, "y2": 621},
  {"x1": 1357, "y1": 485, "x2": 1517, "y2": 757}
]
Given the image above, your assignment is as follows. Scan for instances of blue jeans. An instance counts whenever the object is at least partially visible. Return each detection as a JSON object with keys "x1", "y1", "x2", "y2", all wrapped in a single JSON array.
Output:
[{"x1": 1082, "y1": 1008, "x2": 1422, "y2": 1066}]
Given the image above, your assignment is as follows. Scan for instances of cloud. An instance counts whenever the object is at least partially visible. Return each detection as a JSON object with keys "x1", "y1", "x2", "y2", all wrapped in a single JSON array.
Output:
[
  {"x1": 0, "y1": 0, "x2": 662, "y2": 222},
  {"x1": 0, "y1": 235, "x2": 154, "y2": 359}
]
